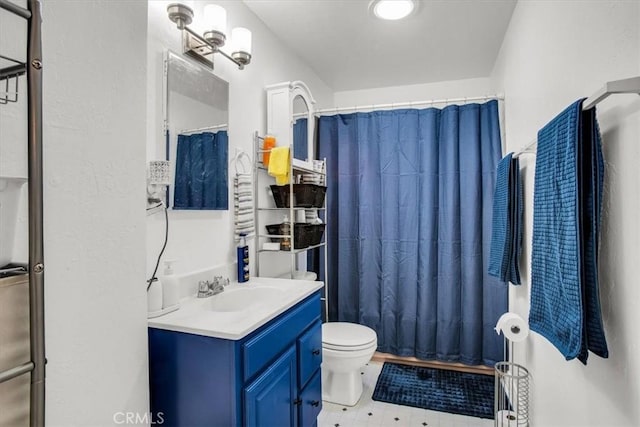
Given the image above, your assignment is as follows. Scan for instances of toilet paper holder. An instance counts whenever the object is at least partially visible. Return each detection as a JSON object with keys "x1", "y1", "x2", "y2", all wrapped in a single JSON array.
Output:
[{"x1": 494, "y1": 312, "x2": 530, "y2": 426}]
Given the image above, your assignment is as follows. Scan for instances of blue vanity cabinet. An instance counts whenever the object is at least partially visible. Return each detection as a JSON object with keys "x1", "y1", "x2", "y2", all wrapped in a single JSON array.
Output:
[{"x1": 148, "y1": 292, "x2": 323, "y2": 426}]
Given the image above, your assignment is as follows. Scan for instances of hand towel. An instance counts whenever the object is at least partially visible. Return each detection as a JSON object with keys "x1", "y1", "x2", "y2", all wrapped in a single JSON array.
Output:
[
  {"x1": 268, "y1": 146, "x2": 290, "y2": 185},
  {"x1": 529, "y1": 99, "x2": 608, "y2": 364},
  {"x1": 488, "y1": 153, "x2": 523, "y2": 285}
]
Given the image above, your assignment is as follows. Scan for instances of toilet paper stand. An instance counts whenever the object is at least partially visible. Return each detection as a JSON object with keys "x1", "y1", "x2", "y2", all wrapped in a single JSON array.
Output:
[
  {"x1": 494, "y1": 315, "x2": 530, "y2": 427},
  {"x1": 494, "y1": 358, "x2": 530, "y2": 427},
  {"x1": 503, "y1": 327, "x2": 517, "y2": 363}
]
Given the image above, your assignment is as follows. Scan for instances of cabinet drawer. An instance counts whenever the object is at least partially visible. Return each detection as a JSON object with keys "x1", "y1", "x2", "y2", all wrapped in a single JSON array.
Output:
[
  {"x1": 299, "y1": 369, "x2": 322, "y2": 427},
  {"x1": 243, "y1": 294, "x2": 320, "y2": 381},
  {"x1": 297, "y1": 320, "x2": 322, "y2": 388}
]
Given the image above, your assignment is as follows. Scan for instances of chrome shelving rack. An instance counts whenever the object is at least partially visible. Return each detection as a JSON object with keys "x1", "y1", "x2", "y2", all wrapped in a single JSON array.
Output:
[
  {"x1": 253, "y1": 131, "x2": 330, "y2": 320},
  {"x1": 0, "y1": 1, "x2": 45, "y2": 426}
]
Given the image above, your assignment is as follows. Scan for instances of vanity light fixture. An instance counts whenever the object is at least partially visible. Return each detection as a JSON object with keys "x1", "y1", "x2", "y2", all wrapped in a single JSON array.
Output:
[
  {"x1": 370, "y1": 0, "x2": 416, "y2": 21},
  {"x1": 166, "y1": 2, "x2": 252, "y2": 70}
]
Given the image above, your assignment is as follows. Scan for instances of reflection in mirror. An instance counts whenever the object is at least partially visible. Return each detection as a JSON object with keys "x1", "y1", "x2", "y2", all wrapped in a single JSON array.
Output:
[
  {"x1": 292, "y1": 95, "x2": 309, "y2": 161},
  {"x1": 165, "y1": 51, "x2": 229, "y2": 210}
]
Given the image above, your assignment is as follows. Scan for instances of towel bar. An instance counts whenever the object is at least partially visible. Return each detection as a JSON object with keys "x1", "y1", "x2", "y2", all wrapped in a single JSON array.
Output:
[{"x1": 514, "y1": 75, "x2": 640, "y2": 158}]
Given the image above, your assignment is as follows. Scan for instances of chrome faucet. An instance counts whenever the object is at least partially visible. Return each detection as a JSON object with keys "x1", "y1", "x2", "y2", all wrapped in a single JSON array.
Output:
[{"x1": 197, "y1": 276, "x2": 229, "y2": 298}]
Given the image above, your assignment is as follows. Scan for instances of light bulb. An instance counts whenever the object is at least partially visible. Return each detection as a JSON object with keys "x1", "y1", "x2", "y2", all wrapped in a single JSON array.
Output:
[
  {"x1": 204, "y1": 4, "x2": 227, "y2": 34},
  {"x1": 371, "y1": 0, "x2": 415, "y2": 21},
  {"x1": 231, "y1": 27, "x2": 252, "y2": 55}
]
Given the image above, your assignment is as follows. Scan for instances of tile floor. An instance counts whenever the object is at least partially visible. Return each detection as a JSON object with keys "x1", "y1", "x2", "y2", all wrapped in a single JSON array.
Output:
[{"x1": 318, "y1": 361, "x2": 494, "y2": 427}]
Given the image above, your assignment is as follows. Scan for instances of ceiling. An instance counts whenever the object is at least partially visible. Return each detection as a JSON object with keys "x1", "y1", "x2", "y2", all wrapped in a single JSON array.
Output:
[{"x1": 243, "y1": 0, "x2": 517, "y2": 92}]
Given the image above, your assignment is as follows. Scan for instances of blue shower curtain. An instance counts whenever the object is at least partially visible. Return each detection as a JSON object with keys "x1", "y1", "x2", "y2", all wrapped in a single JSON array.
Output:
[
  {"x1": 318, "y1": 101, "x2": 506, "y2": 366},
  {"x1": 174, "y1": 131, "x2": 228, "y2": 210}
]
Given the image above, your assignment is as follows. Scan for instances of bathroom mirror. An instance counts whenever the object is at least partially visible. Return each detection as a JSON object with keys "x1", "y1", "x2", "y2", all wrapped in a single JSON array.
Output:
[
  {"x1": 292, "y1": 95, "x2": 309, "y2": 160},
  {"x1": 164, "y1": 50, "x2": 229, "y2": 210}
]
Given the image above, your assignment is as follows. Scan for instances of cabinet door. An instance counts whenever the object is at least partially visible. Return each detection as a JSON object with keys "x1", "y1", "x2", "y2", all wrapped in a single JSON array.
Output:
[
  {"x1": 298, "y1": 370, "x2": 322, "y2": 427},
  {"x1": 297, "y1": 321, "x2": 322, "y2": 388},
  {"x1": 245, "y1": 346, "x2": 297, "y2": 427}
]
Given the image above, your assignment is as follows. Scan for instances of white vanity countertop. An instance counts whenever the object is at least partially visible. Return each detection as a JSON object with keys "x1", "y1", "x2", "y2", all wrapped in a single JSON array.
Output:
[{"x1": 147, "y1": 277, "x2": 324, "y2": 340}]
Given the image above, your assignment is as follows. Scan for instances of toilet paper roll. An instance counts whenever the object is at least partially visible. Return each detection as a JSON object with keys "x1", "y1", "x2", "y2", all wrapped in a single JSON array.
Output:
[{"x1": 495, "y1": 312, "x2": 529, "y2": 342}]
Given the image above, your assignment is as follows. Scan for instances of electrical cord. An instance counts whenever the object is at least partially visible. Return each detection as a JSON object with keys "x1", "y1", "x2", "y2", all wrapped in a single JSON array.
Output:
[{"x1": 147, "y1": 201, "x2": 169, "y2": 291}]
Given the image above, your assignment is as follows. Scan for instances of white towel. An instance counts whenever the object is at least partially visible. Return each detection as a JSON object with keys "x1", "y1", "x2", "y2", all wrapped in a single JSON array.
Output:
[{"x1": 234, "y1": 175, "x2": 255, "y2": 241}]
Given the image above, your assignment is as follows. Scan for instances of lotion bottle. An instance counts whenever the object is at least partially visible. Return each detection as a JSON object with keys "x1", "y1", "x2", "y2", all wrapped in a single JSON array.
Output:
[
  {"x1": 147, "y1": 278, "x2": 163, "y2": 317},
  {"x1": 161, "y1": 259, "x2": 180, "y2": 310},
  {"x1": 237, "y1": 233, "x2": 250, "y2": 282}
]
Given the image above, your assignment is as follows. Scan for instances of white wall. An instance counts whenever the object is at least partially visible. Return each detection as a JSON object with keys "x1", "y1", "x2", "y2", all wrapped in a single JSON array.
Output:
[
  {"x1": 333, "y1": 77, "x2": 493, "y2": 109},
  {"x1": 490, "y1": 1, "x2": 640, "y2": 426},
  {"x1": 146, "y1": 0, "x2": 333, "y2": 278},
  {"x1": 41, "y1": 1, "x2": 150, "y2": 425}
]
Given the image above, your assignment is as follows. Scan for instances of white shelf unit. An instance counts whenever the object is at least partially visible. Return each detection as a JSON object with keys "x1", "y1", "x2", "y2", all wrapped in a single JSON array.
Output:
[{"x1": 253, "y1": 131, "x2": 329, "y2": 320}]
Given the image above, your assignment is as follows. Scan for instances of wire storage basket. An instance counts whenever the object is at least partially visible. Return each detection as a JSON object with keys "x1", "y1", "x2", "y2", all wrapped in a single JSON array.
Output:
[{"x1": 495, "y1": 361, "x2": 530, "y2": 427}]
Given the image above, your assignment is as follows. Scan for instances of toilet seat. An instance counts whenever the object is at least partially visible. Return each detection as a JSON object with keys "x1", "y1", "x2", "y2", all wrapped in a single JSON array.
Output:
[
  {"x1": 323, "y1": 341, "x2": 377, "y2": 352},
  {"x1": 322, "y1": 322, "x2": 377, "y2": 351}
]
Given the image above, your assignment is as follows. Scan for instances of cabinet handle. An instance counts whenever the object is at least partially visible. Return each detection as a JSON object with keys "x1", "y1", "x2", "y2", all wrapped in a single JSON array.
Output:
[
  {"x1": 293, "y1": 398, "x2": 302, "y2": 406},
  {"x1": 312, "y1": 349, "x2": 320, "y2": 356},
  {"x1": 310, "y1": 400, "x2": 320, "y2": 407}
]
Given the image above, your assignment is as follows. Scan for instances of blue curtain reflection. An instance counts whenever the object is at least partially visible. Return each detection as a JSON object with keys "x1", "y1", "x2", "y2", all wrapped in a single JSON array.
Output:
[{"x1": 174, "y1": 131, "x2": 228, "y2": 210}]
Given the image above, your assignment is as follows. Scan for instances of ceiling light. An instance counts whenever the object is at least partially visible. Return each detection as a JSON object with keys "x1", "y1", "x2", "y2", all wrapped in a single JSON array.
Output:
[{"x1": 371, "y1": 0, "x2": 415, "y2": 21}]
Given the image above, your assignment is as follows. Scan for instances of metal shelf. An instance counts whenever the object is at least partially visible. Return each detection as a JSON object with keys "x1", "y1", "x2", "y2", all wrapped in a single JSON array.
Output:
[
  {"x1": 256, "y1": 163, "x2": 326, "y2": 177},
  {"x1": 0, "y1": 1, "x2": 45, "y2": 425},
  {"x1": 258, "y1": 207, "x2": 325, "y2": 211},
  {"x1": 0, "y1": 55, "x2": 26, "y2": 104},
  {"x1": 254, "y1": 130, "x2": 329, "y2": 322},
  {"x1": 258, "y1": 242, "x2": 326, "y2": 254}
]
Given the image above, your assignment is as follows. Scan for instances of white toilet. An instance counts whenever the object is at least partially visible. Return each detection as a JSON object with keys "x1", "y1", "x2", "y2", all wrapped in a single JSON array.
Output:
[{"x1": 321, "y1": 322, "x2": 378, "y2": 406}]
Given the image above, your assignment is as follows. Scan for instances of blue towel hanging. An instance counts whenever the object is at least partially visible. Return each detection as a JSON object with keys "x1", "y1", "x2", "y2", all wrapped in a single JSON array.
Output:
[
  {"x1": 529, "y1": 99, "x2": 608, "y2": 364},
  {"x1": 488, "y1": 153, "x2": 523, "y2": 285}
]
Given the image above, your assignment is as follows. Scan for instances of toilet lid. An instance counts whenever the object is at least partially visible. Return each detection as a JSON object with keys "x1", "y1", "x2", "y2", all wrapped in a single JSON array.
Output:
[{"x1": 322, "y1": 322, "x2": 377, "y2": 350}]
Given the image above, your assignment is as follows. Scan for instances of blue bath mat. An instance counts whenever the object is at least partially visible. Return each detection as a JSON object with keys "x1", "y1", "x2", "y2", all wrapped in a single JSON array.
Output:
[{"x1": 372, "y1": 362, "x2": 494, "y2": 419}]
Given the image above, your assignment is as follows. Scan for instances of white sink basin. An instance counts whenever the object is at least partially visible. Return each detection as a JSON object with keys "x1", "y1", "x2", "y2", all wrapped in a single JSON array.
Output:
[
  {"x1": 207, "y1": 287, "x2": 286, "y2": 312},
  {"x1": 148, "y1": 277, "x2": 324, "y2": 340}
]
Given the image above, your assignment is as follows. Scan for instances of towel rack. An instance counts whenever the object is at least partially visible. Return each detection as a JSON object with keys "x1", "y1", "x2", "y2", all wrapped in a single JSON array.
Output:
[
  {"x1": 583, "y1": 76, "x2": 640, "y2": 110},
  {"x1": 234, "y1": 149, "x2": 252, "y2": 176},
  {"x1": 513, "y1": 76, "x2": 640, "y2": 158},
  {"x1": 0, "y1": 1, "x2": 45, "y2": 426}
]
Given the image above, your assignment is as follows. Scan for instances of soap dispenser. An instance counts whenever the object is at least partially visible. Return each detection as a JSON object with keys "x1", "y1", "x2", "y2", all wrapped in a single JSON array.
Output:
[
  {"x1": 147, "y1": 278, "x2": 163, "y2": 317},
  {"x1": 161, "y1": 260, "x2": 180, "y2": 313}
]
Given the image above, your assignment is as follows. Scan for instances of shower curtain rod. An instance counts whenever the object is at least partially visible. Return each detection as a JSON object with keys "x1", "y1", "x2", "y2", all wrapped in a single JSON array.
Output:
[
  {"x1": 513, "y1": 76, "x2": 640, "y2": 158},
  {"x1": 179, "y1": 123, "x2": 228, "y2": 134},
  {"x1": 314, "y1": 93, "x2": 505, "y2": 116}
]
